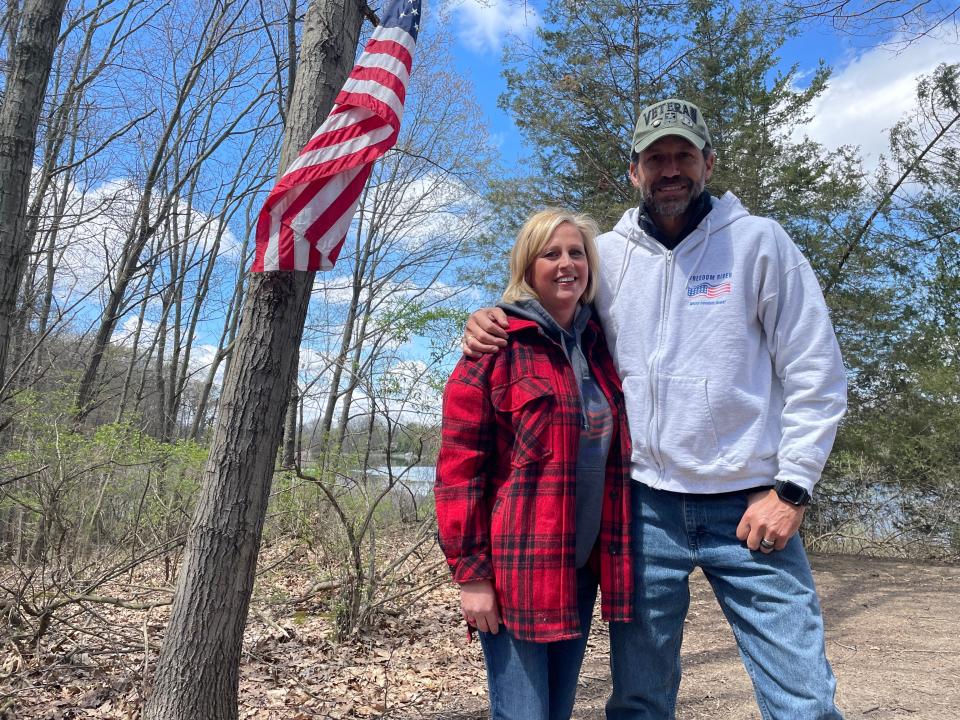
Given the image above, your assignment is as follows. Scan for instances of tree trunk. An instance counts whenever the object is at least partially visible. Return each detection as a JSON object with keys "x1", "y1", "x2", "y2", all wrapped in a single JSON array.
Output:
[
  {"x1": 281, "y1": 383, "x2": 299, "y2": 468},
  {"x1": 115, "y1": 270, "x2": 155, "y2": 422},
  {"x1": 0, "y1": 0, "x2": 68, "y2": 390},
  {"x1": 142, "y1": 0, "x2": 365, "y2": 717}
]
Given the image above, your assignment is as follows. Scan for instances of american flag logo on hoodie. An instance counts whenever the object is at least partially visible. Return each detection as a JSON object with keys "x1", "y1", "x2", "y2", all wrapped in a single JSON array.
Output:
[{"x1": 687, "y1": 281, "x2": 732, "y2": 299}]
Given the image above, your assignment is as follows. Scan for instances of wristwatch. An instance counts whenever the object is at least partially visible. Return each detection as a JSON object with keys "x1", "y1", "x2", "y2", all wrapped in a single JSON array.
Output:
[{"x1": 774, "y1": 480, "x2": 811, "y2": 506}]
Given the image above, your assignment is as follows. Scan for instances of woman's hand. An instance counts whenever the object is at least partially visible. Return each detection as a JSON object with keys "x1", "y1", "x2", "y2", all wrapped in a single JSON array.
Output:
[{"x1": 460, "y1": 579, "x2": 501, "y2": 634}]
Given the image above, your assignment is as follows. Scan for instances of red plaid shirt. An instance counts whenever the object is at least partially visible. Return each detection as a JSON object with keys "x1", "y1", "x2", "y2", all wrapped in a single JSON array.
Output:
[{"x1": 435, "y1": 316, "x2": 633, "y2": 642}]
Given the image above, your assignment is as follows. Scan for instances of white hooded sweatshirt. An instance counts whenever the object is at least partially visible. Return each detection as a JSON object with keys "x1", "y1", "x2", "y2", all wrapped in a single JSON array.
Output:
[{"x1": 595, "y1": 191, "x2": 847, "y2": 495}]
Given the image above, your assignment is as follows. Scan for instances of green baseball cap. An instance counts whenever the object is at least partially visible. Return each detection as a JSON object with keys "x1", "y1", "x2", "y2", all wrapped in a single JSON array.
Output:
[{"x1": 632, "y1": 99, "x2": 712, "y2": 154}]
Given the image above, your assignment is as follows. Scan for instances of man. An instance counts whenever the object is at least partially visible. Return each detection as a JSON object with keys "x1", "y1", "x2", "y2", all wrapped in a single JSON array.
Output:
[{"x1": 463, "y1": 98, "x2": 847, "y2": 719}]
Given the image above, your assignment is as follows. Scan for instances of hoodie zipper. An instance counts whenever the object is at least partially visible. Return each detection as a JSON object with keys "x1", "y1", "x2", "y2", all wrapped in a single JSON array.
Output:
[{"x1": 648, "y1": 249, "x2": 674, "y2": 480}]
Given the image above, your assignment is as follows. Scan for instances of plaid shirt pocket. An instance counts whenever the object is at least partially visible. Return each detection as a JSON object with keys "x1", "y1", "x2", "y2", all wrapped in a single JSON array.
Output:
[{"x1": 491, "y1": 375, "x2": 555, "y2": 467}]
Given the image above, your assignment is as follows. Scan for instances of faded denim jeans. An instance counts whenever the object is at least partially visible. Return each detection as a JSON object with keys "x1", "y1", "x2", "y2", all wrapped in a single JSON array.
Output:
[
  {"x1": 479, "y1": 566, "x2": 597, "y2": 720},
  {"x1": 607, "y1": 483, "x2": 844, "y2": 719}
]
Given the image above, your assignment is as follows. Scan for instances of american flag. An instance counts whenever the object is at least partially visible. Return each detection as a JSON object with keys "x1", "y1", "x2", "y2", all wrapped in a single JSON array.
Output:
[
  {"x1": 252, "y1": 0, "x2": 421, "y2": 272},
  {"x1": 687, "y1": 281, "x2": 732, "y2": 299}
]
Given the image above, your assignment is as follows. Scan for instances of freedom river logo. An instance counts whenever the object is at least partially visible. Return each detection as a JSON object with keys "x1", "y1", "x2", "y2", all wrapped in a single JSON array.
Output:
[{"x1": 687, "y1": 272, "x2": 732, "y2": 306}]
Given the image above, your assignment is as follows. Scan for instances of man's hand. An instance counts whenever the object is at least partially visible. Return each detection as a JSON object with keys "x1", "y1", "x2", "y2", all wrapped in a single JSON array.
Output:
[
  {"x1": 460, "y1": 579, "x2": 501, "y2": 634},
  {"x1": 736, "y1": 489, "x2": 806, "y2": 553},
  {"x1": 462, "y1": 307, "x2": 509, "y2": 358}
]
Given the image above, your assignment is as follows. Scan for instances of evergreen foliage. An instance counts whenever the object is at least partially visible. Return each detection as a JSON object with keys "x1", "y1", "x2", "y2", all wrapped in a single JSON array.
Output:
[{"x1": 819, "y1": 64, "x2": 960, "y2": 554}]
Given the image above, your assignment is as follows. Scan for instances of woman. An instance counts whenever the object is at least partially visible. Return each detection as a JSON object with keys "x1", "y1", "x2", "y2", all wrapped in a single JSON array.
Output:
[{"x1": 434, "y1": 208, "x2": 633, "y2": 720}]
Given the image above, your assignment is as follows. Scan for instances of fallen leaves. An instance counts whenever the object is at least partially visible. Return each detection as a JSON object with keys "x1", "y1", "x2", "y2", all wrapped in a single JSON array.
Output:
[{"x1": 2, "y1": 538, "x2": 489, "y2": 719}]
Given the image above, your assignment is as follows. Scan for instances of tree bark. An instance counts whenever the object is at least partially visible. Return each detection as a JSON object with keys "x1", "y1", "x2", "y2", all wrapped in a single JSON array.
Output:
[
  {"x1": 0, "y1": 0, "x2": 68, "y2": 391},
  {"x1": 142, "y1": 0, "x2": 365, "y2": 717},
  {"x1": 281, "y1": 383, "x2": 299, "y2": 468}
]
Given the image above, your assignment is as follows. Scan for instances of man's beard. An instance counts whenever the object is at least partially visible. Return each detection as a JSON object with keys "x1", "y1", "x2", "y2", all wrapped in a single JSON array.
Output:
[{"x1": 641, "y1": 177, "x2": 704, "y2": 218}]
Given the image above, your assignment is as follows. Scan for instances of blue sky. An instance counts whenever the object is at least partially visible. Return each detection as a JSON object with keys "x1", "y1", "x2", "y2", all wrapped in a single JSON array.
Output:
[{"x1": 442, "y1": 0, "x2": 959, "y2": 171}]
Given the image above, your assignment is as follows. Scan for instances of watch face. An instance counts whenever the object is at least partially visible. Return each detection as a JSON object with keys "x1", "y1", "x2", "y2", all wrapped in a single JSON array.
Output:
[{"x1": 777, "y1": 482, "x2": 809, "y2": 505}]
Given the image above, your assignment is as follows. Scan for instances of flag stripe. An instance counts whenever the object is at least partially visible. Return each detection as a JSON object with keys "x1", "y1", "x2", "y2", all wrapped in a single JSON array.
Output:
[
  {"x1": 332, "y1": 92, "x2": 401, "y2": 130},
  {"x1": 257, "y1": 182, "x2": 310, "y2": 272},
  {"x1": 349, "y1": 64, "x2": 409, "y2": 101},
  {"x1": 364, "y1": 37, "x2": 413, "y2": 70},
  {"x1": 305, "y1": 165, "x2": 373, "y2": 270},
  {"x1": 299, "y1": 107, "x2": 378, "y2": 153},
  {"x1": 275, "y1": 177, "x2": 335, "y2": 269},
  {"x1": 369, "y1": 26, "x2": 417, "y2": 55},
  {"x1": 288, "y1": 167, "x2": 364, "y2": 240},
  {"x1": 337, "y1": 77, "x2": 405, "y2": 120},
  {"x1": 306, "y1": 164, "x2": 373, "y2": 247},
  {"x1": 355, "y1": 51, "x2": 411, "y2": 86},
  {"x1": 271, "y1": 130, "x2": 397, "y2": 197},
  {"x1": 296, "y1": 119, "x2": 394, "y2": 171}
]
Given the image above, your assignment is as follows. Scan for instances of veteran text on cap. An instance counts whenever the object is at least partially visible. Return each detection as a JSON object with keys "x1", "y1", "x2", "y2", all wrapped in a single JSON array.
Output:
[{"x1": 632, "y1": 99, "x2": 712, "y2": 154}]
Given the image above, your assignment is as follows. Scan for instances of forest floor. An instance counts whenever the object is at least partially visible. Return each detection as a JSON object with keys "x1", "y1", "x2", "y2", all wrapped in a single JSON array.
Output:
[{"x1": 3, "y1": 547, "x2": 959, "y2": 719}]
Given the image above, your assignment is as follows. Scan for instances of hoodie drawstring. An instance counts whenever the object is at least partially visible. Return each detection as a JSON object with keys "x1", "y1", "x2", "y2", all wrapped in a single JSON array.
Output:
[
  {"x1": 613, "y1": 225, "x2": 637, "y2": 300},
  {"x1": 560, "y1": 332, "x2": 591, "y2": 430},
  {"x1": 684, "y1": 216, "x2": 713, "y2": 289}
]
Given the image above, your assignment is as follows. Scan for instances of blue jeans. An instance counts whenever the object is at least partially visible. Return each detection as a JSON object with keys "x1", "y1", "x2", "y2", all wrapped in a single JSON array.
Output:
[
  {"x1": 607, "y1": 484, "x2": 843, "y2": 719},
  {"x1": 479, "y1": 566, "x2": 598, "y2": 720}
]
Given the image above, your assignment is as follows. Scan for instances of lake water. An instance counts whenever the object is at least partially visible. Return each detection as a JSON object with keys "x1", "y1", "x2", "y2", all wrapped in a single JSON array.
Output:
[{"x1": 370, "y1": 465, "x2": 435, "y2": 497}]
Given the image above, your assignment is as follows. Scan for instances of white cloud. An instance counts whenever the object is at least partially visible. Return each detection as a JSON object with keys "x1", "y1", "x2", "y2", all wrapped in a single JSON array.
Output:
[
  {"x1": 795, "y1": 25, "x2": 960, "y2": 167},
  {"x1": 311, "y1": 274, "x2": 359, "y2": 304},
  {"x1": 110, "y1": 317, "x2": 227, "y2": 383},
  {"x1": 111, "y1": 315, "x2": 159, "y2": 349},
  {"x1": 311, "y1": 274, "x2": 460, "y2": 309},
  {"x1": 378, "y1": 359, "x2": 444, "y2": 421},
  {"x1": 447, "y1": 0, "x2": 539, "y2": 54},
  {"x1": 298, "y1": 347, "x2": 333, "y2": 380},
  {"x1": 294, "y1": 355, "x2": 444, "y2": 427},
  {"x1": 42, "y1": 176, "x2": 243, "y2": 312},
  {"x1": 374, "y1": 174, "x2": 482, "y2": 251},
  {"x1": 188, "y1": 343, "x2": 225, "y2": 382}
]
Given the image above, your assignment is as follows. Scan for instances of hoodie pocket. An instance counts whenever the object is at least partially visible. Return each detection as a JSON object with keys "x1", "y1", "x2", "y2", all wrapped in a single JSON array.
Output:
[
  {"x1": 657, "y1": 375, "x2": 721, "y2": 469},
  {"x1": 491, "y1": 375, "x2": 554, "y2": 467}
]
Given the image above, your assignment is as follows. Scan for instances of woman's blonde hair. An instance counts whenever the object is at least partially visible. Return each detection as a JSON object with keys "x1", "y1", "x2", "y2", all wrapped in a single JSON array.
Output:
[{"x1": 501, "y1": 208, "x2": 601, "y2": 305}]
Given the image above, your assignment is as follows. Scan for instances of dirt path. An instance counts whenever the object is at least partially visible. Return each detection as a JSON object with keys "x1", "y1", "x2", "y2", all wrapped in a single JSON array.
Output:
[
  {"x1": 566, "y1": 554, "x2": 960, "y2": 719},
  {"x1": 7, "y1": 553, "x2": 958, "y2": 719}
]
